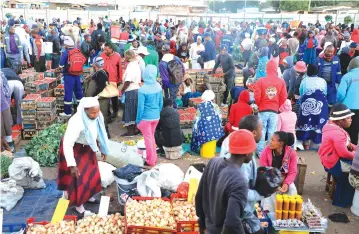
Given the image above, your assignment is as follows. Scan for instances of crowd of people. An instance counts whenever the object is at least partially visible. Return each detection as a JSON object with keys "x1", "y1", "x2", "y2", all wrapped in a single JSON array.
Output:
[{"x1": 1, "y1": 13, "x2": 359, "y2": 232}]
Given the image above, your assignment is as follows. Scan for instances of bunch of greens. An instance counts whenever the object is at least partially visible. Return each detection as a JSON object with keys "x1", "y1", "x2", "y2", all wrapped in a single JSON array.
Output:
[
  {"x1": 184, "y1": 134, "x2": 192, "y2": 144},
  {"x1": 1, "y1": 155, "x2": 13, "y2": 178},
  {"x1": 25, "y1": 123, "x2": 67, "y2": 167}
]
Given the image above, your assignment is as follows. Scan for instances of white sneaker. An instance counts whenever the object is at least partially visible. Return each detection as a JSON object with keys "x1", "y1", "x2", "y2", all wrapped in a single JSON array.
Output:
[
  {"x1": 221, "y1": 103, "x2": 228, "y2": 107},
  {"x1": 59, "y1": 112, "x2": 71, "y2": 117}
]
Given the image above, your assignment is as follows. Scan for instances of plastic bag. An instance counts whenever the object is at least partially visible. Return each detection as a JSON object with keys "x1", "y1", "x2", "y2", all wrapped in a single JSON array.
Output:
[
  {"x1": 154, "y1": 163, "x2": 184, "y2": 192},
  {"x1": 176, "y1": 182, "x2": 189, "y2": 198},
  {"x1": 106, "y1": 140, "x2": 144, "y2": 168},
  {"x1": 254, "y1": 166, "x2": 282, "y2": 197},
  {"x1": 0, "y1": 179, "x2": 24, "y2": 211},
  {"x1": 8, "y1": 157, "x2": 46, "y2": 189},
  {"x1": 98, "y1": 161, "x2": 116, "y2": 188},
  {"x1": 136, "y1": 169, "x2": 161, "y2": 197},
  {"x1": 183, "y1": 166, "x2": 203, "y2": 183}
]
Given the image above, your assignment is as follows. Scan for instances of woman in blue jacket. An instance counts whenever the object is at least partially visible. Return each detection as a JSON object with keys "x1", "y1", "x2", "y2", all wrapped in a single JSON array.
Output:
[
  {"x1": 136, "y1": 65, "x2": 163, "y2": 166},
  {"x1": 303, "y1": 31, "x2": 318, "y2": 65}
]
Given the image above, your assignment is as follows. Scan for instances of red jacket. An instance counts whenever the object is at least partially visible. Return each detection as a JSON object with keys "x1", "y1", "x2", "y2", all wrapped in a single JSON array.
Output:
[
  {"x1": 260, "y1": 145, "x2": 298, "y2": 186},
  {"x1": 254, "y1": 59, "x2": 287, "y2": 113},
  {"x1": 228, "y1": 90, "x2": 252, "y2": 130},
  {"x1": 100, "y1": 52, "x2": 123, "y2": 84},
  {"x1": 318, "y1": 122, "x2": 356, "y2": 169}
]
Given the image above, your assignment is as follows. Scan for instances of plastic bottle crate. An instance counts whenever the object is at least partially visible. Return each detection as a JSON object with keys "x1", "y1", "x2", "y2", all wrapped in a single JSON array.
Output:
[
  {"x1": 36, "y1": 97, "x2": 56, "y2": 110},
  {"x1": 37, "y1": 109, "x2": 57, "y2": 121},
  {"x1": 125, "y1": 197, "x2": 177, "y2": 234}
]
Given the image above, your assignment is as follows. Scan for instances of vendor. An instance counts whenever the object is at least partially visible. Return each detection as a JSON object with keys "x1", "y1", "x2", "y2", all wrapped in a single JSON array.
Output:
[
  {"x1": 260, "y1": 131, "x2": 298, "y2": 212},
  {"x1": 177, "y1": 74, "x2": 201, "y2": 107},
  {"x1": 191, "y1": 90, "x2": 224, "y2": 152},
  {"x1": 319, "y1": 103, "x2": 356, "y2": 207},
  {"x1": 176, "y1": 42, "x2": 189, "y2": 64},
  {"x1": 57, "y1": 97, "x2": 109, "y2": 217},
  {"x1": 155, "y1": 99, "x2": 184, "y2": 155}
]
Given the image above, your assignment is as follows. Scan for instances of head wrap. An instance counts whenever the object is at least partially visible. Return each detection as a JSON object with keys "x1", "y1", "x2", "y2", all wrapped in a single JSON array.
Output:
[
  {"x1": 94, "y1": 57, "x2": 104, "y2": 67},
  {"x1": 220, "y1": 44, "x2": 228, "y2": 51},
  {"x1": 341, "y1": 46, "x2": 350, "y2": 55},
  {"x1": 76, "y1": 97, "x2": 109, "y2": 155},
  {"x1": 201, "y1": 90, "x2": 215, "y2": 102},
  {"x1": 62, "y1": 36, "x2": 74, "y2": 47}
]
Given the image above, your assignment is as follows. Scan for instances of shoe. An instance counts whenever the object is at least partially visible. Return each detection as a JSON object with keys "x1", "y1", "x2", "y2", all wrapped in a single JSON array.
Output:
[
  {"x1": 111, "y1": 111, "x2": 118, "y2": 119},
  {"x1": 59, "y1": 112, "x2": 71, "y2": 117},
  {"x1": 72, "y1": 207, "x2": 85, "y2": 219},
  {"x1": 221, "y1": 103, "x2": 228, "y2": 107}
]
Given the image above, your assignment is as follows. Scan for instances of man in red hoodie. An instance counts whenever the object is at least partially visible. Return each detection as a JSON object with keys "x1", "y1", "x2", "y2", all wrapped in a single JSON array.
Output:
[
  {"x1": 255, "y1": 59, "x2": 287, "y2": 156},
  {"x1": 100, "y1": 42, "x2": 123, "y2": 119}
]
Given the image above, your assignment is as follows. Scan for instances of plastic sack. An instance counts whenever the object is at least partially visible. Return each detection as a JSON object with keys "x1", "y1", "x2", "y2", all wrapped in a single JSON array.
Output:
[
  {"x1": 136, "y1": 169, "x2": 161, "y2": 197},
  {"x1": 98, "y1": 161, "x2": 116, "y2": 188},
  {"x1": 176, "y1": 182, "x2": 189, "y2": 198},
  {"x1": 183, "y1": 166, "x2": 203, "y2": 183},
  {"x1": 154, "y1": 163, "x2": 184, "y2": 192},
  {"x1": 8, "y1": 157, "x2": 46, "y2": 189},
  {"x1": 106, "y1": 140, "x2": 144, "y2": 168},
  {"x1": 254, "y1": 166, "x2": 282, "y2": 197},
  {"x1": 0, "y1": 179, "x2": 24, "y2": 211}
]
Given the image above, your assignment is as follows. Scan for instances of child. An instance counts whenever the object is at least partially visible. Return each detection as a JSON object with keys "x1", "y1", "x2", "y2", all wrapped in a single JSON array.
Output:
[{"x1": 277, "y1": 99, "x2": 297, "y2": 148}]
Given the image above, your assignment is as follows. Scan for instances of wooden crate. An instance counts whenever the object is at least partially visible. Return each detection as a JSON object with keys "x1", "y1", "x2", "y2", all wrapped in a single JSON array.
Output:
[
  {"x1": 36, "y1": 97, "x2": 56, "y2": 110},
  {"x1": 22, "y1": 130, "x2": 38, "y2": 140},
  {"x1": 22, "y1": 120, "x2": 37, "y2": 130},
  {"x1": 37, "y1": 109, "x2": 57, "y2": 121},
  {"x1": 43, "y1": 78, "x2": 57, "y2": 90},
  {"x1": 12, "y1": 132, "x2": 21, "y2": 146},
  {"x1": 37, "y1": 117, "x2": 56, "y2": 130},
  {"x1": 21, "y1": 109, "x2": 37, "y2": 120},
  {"x1": 26, "y1": 80, "x2": 49, "y2": 93},
  {"x1": 54, "y1": 84, "x2": 64, "y2": 97},
  {"x1": 294, "y1": 158, "x2": 307, "y2": 195},
  {"x1": 21, "y1": 94, "x2": 41, "y2": 110}
]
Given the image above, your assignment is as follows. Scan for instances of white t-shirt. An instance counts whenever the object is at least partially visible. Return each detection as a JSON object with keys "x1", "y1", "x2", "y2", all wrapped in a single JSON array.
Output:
[{"x1": 124, "y1": 61, "x2": 141, "y2": 92}]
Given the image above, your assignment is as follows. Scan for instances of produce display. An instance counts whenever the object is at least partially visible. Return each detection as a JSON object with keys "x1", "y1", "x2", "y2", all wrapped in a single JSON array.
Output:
[
  {"x1": 1, "y1": 153, "x2": 13, "y2": 178},
  {"x1": 275, "y1": 194, "x2": 303, "y2": 220},
  {"x1": 123, "y1": 138, "x2": 143, "y2": 146},
  {"x1": 273, "y1": 219, "x2": 306, "y2": 228},
  {"x1": 184, "y1": 134, "x2": 192, "y2": 143},
  {"x1": 126, "y1": 198, "x2": 176, "y2": 230},
  {"x1": 25, "y1": 123, "x2": 67, "y2": 166},
  {"x1": 76, "y1": 213, "x2": 125, "y2": 234},
  {"x1": 179, "y1": 107, "x2": 197, "y2": 125},
  {"x1": 302, "y1": 200, "x2": 323, "y2": 229},
  {"x1": 172, "y1": 200, "x2": 198, "y2": 222},
  {"x1": 26, "y1": 220, "x2": 75, "y2": 234}
]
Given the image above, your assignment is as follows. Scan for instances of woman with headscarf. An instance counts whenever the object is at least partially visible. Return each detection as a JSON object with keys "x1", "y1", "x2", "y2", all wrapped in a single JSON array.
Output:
[
  {"x1": 320, "y1": 30, "x2": 338, "y2": 50},
  {"x1": 339, "y1": 47, "x2": 352, "y2": 76},
  {"x1": 176, "y1": 42, "x2": 189, "y2": 64},
  {"x1": 255, "y1": 47, "x2": 269, "y2": 80},
  {"x1": 190, "y1": 90, "x2": 224, "y2": 152},
  {"x1": 169, "y1": 40, "x2": 177, "y2": 55},
  {"x1": 279, "y1": 39, "x2": 290, "y2": 73},
  {"x1": 121, "y1": 50, "x2": 142, "y2": 136},
  {"x1": 315, "y1": 30, "x2": 326, "y2": 55},
  {"x1": 58, "y1": 97, "x2": 109, "y2": 217},
  {"x1": 297, "y1": 65, "x2": 328, "y2": 149},
  {"x1": 136, "y1": 65, "x2": 163, "y2": 166},
  {"x1": 340, "y1": 31, "x2": 353, "y2": 53},
  {"x1": 352, "y1": 28, "x2": 359, "y2": 44},
  {"x1": 303, "y1": 31, "x2": 318, "y2": 65}
]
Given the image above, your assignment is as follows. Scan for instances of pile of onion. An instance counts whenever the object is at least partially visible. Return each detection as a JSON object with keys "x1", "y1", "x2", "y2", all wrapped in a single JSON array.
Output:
[
  {"x1": 172, "y1": 200, "x2": 198, "y2": 222},
  {"x1": 75, "y1": 213, "x2": 125, "y2": 234}
]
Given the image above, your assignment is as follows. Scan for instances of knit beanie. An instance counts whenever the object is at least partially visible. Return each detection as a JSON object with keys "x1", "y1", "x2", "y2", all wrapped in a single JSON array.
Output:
[{"x1": 229, "y1": 129, "x2": 256, "y2": 155}]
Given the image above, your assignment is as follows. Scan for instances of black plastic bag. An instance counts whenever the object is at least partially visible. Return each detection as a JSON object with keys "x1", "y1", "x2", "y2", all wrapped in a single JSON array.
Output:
[{"x1": 255, "y1": 166, "x2": 282, "y2": 197}]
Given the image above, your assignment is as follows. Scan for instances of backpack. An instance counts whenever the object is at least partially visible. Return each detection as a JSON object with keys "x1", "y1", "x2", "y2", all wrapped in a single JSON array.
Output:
[
  {"x1": 167, "y1": 57, "x2": 184, "y2": 85},
  {"x1": 67, "y1": 49, "x2": 86, "y2": 76}
]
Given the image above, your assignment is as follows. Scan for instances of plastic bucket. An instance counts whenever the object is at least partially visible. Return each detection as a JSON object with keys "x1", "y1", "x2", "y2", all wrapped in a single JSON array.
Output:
[
  {"x1": 200, "y1": 140, "x2": 216, "y2": 158},
  {"x1": 115, "y1": 176, "x2": 137, "y2": 205}
]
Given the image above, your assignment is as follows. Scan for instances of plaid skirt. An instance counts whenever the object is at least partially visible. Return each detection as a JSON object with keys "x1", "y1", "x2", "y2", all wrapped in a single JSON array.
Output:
[
  {"x1": 57, "y1": 138, "x2": 101, "y2": 206},
  {"x1": 122, "y1": 89, "x2": 138, "y2": 126}
]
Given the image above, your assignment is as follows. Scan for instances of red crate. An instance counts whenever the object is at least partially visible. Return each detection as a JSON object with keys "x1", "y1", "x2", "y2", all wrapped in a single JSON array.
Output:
[
  {"x1": 12, "y1": 132, "x2": 21, "y2": 146},
  {"x1": 26, "y1": 215, "x2": 77, "y2": 231},
  {"x1": 125, "y1": 197, "x2": 176, "y2": 234},
  {"x1": 12, "y1": 124, "x2": 23, "y2": 133},
  {"x1": 170, "y1": 195, "x2": 199, "y2": 234}
]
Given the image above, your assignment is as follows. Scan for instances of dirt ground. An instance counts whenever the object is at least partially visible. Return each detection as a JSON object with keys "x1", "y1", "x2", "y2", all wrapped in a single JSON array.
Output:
[{"x1": 39, "y1": 117, "x2": 359, "y2": 234}]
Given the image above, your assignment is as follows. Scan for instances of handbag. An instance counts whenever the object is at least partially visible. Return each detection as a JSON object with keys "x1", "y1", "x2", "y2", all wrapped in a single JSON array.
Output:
[{"x1": 98, "y1": 81, "x2": 119, "y2": 98}]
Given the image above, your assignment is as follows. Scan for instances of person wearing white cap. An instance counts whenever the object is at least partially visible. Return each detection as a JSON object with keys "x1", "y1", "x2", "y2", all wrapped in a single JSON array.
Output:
[
  {"x1": 84, "y1": 56, "x2": 110, "y2": 137},
  {"x1": 58, "y1": 35, "x2": 84, "y2": 117},
  {"x1": 189, "y1": 36, "x2": 205, "y2": 69},
  {"x1": 136, "y1": 46, "x2": 149, "y2": 74},
  {"x1": 58, "y1": 96, "x2": 109, "y2": 218},
  {"x1": 241, "y1": 32, "x2": 253, "y2": 67}
]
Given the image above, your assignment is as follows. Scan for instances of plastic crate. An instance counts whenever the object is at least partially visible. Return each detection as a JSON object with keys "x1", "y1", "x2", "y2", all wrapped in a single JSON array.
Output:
[
  {"x1": 12, "y1": 124, "x2": 23, "y2": 132},
  {"x1": 2, "y1": 222, "x2": 26, "y2": 233},
  {"x1": 125, "y1": 197, "x2": 177, "y2": 234},
  {"x1": 171, "y1": 195, "x2": 199, "y2": 234},
  {"x1": 26, "y1": 215, "x2": 77, "y2": 232},
  {"x1": 36, "y1": 97, "x2": 56, "y2": 110}
]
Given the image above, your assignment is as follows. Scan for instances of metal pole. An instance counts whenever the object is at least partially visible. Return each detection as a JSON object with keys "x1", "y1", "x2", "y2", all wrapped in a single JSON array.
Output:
[{"x1": 308, "y1": 0, "x2": 311, "y2": 12}]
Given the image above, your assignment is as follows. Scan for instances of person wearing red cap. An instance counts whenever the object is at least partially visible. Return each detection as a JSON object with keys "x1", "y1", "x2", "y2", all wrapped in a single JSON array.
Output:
[
  {"x1": 196, "y1": 129, "x2": 257, "y2": 234},
  {"x1": 254, "y1": 59, "x2": 287, "y2": 156}
]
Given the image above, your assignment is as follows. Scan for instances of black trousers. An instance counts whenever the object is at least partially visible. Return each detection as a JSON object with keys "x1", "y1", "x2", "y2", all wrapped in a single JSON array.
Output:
[
  {"x1": 346, "y1": 109, "x2": 359, "y2": 145},
  {"x1": 111, "y1": 96, "x2": 119, "y2": 114}
]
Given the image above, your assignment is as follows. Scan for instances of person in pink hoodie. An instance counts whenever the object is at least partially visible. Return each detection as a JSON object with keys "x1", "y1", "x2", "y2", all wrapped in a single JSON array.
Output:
[
  {"x1": 277, "y1": 99, "x2": 297, "y2": 138},
  {"x1": 260, "y1": 131, "x2": 297, "y2": 212},
  {"x1": 318, "y1": 103, "x2": 356, "y2": 207}
]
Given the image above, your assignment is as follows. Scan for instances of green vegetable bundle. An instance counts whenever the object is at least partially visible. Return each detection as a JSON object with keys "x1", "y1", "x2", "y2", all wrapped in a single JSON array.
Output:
[
  {"x1": 184, "y1": 133, "x2": 192, "y2": 144},
  {"x1": 25, "y1": 123, "x2": 67, "y2": 167},
  {"x1": 1, "y1": 155, "x2": 13, "y2": 178}
]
